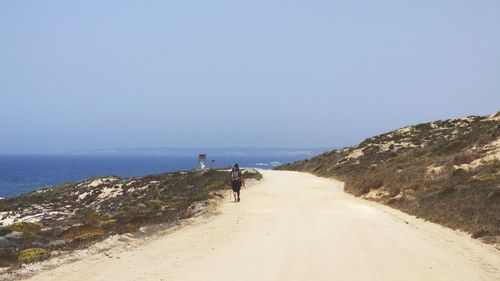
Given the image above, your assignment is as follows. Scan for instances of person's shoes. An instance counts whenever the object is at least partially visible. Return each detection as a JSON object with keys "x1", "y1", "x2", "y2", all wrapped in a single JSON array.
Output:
[{"x1": 238, "y1": 198, "x2": 240, "y2": 202}]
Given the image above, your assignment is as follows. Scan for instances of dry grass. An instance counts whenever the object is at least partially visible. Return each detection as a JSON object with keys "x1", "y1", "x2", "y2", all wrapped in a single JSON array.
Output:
[{"x1": 277, "y1": 112, "x2": 500, "y2": 244}]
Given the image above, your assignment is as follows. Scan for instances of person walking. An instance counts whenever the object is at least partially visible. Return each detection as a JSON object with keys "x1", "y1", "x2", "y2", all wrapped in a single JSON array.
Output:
[{"x1": 230, "y1": 163, "x2": 245, "y2": 202}]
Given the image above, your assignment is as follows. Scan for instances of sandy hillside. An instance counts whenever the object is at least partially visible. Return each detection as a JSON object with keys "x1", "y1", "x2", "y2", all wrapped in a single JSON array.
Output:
[{"x1": 21, "y1": 170, "x2": 499, "y2": 281}]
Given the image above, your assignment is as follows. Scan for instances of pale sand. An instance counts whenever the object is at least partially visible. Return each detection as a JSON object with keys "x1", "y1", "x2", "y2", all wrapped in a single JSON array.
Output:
[{"x1": 23, "y1": 170, "x2": 499, "y2": 281}]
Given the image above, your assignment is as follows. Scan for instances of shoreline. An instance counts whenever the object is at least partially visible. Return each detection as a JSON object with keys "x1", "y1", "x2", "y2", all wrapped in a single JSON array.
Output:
[{"x1": 0, "y1": 154, "x2": 294, "y2": 198}]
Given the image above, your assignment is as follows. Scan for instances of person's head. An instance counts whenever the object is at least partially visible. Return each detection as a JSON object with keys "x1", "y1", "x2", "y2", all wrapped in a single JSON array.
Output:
[{"x1": 233, "y1": 163, "x2": 239, "y2": 170}]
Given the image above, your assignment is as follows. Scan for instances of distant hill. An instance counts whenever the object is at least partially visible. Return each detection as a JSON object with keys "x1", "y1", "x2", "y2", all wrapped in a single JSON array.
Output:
[{"x1": 277, "y1": 112, "x2": 500, "y2": 244}]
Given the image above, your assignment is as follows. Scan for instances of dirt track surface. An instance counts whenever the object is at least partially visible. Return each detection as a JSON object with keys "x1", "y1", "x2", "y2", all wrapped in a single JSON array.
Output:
[{"x1": 24, "y1": 170, "x2": 500, "y2": 281}]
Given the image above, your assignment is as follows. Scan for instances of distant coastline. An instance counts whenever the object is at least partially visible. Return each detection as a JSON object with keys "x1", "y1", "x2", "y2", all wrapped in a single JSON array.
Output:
[
  {"x1": 66, "y1": 147, "x2": 330, "y2": 157},
  {"x1": 0, "y1": 148, "x2": 327, "y2": 198}
]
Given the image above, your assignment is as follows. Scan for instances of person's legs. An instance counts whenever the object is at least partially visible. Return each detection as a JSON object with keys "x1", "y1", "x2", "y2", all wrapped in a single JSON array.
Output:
[
  {"x1": 231, "y1": 180, "x2": 238, "y2": 202},
  {"x1": 236, "y1": 182, "x2": 241, "y2": 202},
  {"x1": 231, "y1": 181, "x2": 242, "y2": 203}
]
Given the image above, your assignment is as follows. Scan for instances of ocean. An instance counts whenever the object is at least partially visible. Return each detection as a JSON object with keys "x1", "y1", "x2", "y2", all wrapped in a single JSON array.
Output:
[{"x1": 0, "y1": 154, "x2": 306, "y2": 198}]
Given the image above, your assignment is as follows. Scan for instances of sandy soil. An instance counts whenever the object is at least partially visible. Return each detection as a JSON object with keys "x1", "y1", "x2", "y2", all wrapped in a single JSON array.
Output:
[{"x1": 23, "y1": 170, "x2": 499, "y2": 281}]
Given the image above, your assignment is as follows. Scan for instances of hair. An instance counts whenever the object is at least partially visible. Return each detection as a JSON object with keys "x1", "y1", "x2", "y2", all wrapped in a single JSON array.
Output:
[{"x1": 233, "y1": 163, "x2": 239, "y2": 169}]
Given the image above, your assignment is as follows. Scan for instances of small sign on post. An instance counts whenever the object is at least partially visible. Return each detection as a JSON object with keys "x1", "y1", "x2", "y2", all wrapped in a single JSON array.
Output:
[{"x1": 198, "y1": 154, "x2": 207, "y2": 170}]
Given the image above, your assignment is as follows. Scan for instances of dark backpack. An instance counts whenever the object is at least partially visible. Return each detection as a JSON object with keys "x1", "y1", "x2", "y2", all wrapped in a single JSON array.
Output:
[{"x1": 231, "y1": 169, "x2": 241, "y2": 181}]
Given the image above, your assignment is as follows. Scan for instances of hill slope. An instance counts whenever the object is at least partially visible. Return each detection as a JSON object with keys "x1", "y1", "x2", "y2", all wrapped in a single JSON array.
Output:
[
  {"x1": 277, "y1": 112, "x2": 500, "y2": 244},
  {"x1": 0, "y1": 169, "x2": 261, "y2": 269}
]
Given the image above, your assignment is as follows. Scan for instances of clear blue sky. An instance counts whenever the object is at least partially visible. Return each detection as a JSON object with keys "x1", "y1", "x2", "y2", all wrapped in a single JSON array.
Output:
[{"x1": 1, "y1": 1, "x2": 499, "y2": 154}]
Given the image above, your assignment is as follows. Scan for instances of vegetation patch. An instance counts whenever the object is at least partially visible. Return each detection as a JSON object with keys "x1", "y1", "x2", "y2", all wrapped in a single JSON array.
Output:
[
  {"x1": 146, "y1": 199, "x2": 163, "y2": 209},
  {"x1": 74, "y1": 232, "x2": 104, "y2": 242},
  {"x1": 8, "y1": 222, "x2": 43, "y2": 233},
  {"x1": 98, "y1": 219, "x2": 118, "y2": 228},
  {"x1": 0, "y1": 227, "x2": 12, "y2": 236},
  {"x1": 0, "y1": 168, "x2": 262, "y2": 269},
  {"x1": 473, "y1": 174, "x2": 497, "y2": 183},
  {"x1": 243, "y1": 170, "x2": 263, "y2": 180},
  {"x1": 8, "y1": 222, "x2": 43, "y2": 237},
  {"x1": 18, "y1": 248, "x2": 50, "y2": 263},
  {"x1": 277, "y1": 113, "x2": 500, "y2": 244},
  {"x1": 60, "y1": 225, "x2": 103, "y2": 240},
  {"x1": 83, "y1": 213, "x2": 101, "y2": 226}
]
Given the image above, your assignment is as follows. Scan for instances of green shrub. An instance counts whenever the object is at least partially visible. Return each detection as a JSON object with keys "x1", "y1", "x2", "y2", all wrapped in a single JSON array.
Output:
[
  {"x1": 386, "y1": 153, "x2": 413, "y2": 164},
  {"x1": 99, "y1": 219, "x2": 117, "y2": 228},
  {"x1": 163, "y1": 199, "x2": 183, "y2": 210},
  {"x1": 0, "y1": 227, "x2": 12, "y2": 236},
  {"x1": 204, "y1": 180, "x2": 225, "y2": 190},
  {"x1": 147, "y1": 199, "x2": 162, "y2": 209},
  {"x1": 475, "y1": 175, "x2": 497, "y2": 182},
  {"x1": 74, "y1": 232, "x2": 104, "y2": 241},
  {"x1": 60, "y1": 225, "x2": 103, "y2": 240},
  {"x1": 189, "y1": 193, "x2": 211, "y2": 203},
  {"x1": 8, "y1": 221, "x2": 43, "y2": 232},
  {"x1": 243, "y1": 170, "x2": 263, "y2": 180},
  {"x1": 440, "y1": 139, "x2": 463, "y2": 153},
  {"x1": 18, "y1": 248, "x2": 50, "y2": 263},
  {"x1": 8, "y1": 221, "x2": 43, "y2": 237}
]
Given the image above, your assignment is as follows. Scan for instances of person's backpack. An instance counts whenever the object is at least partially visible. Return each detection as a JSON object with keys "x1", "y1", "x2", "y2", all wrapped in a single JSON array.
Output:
[{"x1": 231, "y1": 169, "x2": 240, "y2": 181}]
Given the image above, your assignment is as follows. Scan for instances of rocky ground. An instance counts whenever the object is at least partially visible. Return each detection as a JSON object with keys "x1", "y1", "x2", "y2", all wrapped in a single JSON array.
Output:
[
  {"x1": 0, "y1": 169, "x2": 262, "y2": 269},
  {"x1": 277, "y1": 112, "x2": 500, "y2": 245}
]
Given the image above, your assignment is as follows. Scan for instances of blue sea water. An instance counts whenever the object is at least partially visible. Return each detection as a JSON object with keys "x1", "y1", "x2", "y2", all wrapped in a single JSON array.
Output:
[{"x1": 0, "y1": 155, "x2": 303, "y2": 198}]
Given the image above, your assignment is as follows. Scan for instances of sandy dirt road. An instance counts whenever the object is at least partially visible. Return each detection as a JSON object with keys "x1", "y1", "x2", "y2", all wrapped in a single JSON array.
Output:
[{"x1": 25, "y1": 170, "x2": 499, "y2": 281}]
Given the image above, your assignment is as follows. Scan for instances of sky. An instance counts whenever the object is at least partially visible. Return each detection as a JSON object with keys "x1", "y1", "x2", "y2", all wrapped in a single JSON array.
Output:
[{"x1": 1, "y1": 1, "x2": 499, "y2": 154}]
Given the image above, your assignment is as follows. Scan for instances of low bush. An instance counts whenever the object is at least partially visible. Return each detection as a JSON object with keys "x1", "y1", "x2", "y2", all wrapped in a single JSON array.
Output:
[
  {"x1": 8, "y1": 222, "x2": 43, "y2": 233},
  {"x1": 146, "y1": 199, "x2": 162, "y2": 209},
  {"x1": 0, "y1": 227, "x2": 12, "y2": 236},
  {"x1": 474, "y1": 174, "x2": 497, "y2": 182},
  {"x1": 18, "y1": 248, "x2": 50, "y2": 263},
  {"x1": 243, "y1": 170, "x2": 263, "y2": 180},
  {"x1": 98, "y1": 219, "x2": 117, "y2": 228},
  {"x1": 60, "y1": 225, "x2": 103, "y2": 240},
  {"x1": 8, "y1": 221, "x2": 43, "y2": 237},
  {"x1": 74, "y1": 232, "x2": 104, "y2": 242}
]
